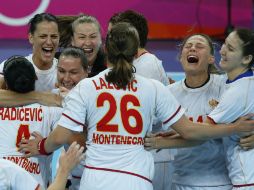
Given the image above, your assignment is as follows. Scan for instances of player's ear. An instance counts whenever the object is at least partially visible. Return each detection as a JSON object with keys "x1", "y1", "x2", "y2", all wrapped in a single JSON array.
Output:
[
  {"x1": 28, "y1": 33, "x2": 34, "y2": 45},
  {"x1": 208, "y1": 55, "x2": 215, "y2": 64}
]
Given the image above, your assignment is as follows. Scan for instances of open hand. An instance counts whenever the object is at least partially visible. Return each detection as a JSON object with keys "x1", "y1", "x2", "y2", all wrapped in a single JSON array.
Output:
[{"x1": 18, "y1": 131, "x2": 43, "y2": 157}]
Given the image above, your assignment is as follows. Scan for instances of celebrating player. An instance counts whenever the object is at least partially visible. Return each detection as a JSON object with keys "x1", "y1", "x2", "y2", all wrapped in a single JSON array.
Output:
[
  {"x1": 19, "y1": 23, "x2": 254, "y2": 190},
  {"x1": 0, "y1": 56, "x2": 62, "y2": 189},
  {"x1": 145, "y1": 28, "x2": 254, "y2": 189}
]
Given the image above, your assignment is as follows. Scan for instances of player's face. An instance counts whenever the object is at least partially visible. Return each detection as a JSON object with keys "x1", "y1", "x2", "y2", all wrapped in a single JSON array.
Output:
[
  {"x1": 180, "y1": 35, "x2": 214, "y2": 75},
  {"x1": 57, "y1": 55, "x2": 88, "y2": 90},
  {"x1": 71, "y1": 23, "x2": 102, "y2": 66},
  {"x1": 219, "y1": 31, "x2": 246, "y2": 76},
  {"x1": 29, "y1": 21, "x2": 59, "y2": 67}
]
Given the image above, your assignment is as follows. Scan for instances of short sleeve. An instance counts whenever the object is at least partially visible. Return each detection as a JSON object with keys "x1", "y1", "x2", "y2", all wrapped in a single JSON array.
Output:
[
  {"x1": 152, "y1": 80, "x2": 185, "y2": 130},
  {"x1": 208, "y1": 85, "x2": 244, "y2": 124},
  {"x1": 58, "y1": 81, "x2": 87, "y2": 132}
]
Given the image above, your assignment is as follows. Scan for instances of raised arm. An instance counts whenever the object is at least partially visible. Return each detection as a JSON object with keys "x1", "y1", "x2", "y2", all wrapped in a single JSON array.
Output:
[
  {"x1": 46, "y1": 141, "x2": 85, "y2": 190},
  {"x1": 0, "y1": 89, "x2": 62, "y2": 107}
]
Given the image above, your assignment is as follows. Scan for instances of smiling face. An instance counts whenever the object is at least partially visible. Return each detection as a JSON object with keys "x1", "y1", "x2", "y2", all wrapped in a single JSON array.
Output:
[
  {"x1": 57, "y1": 55, "x2": 88, "y2": 90},
  {"x1": 29, "y1": 21, "x2": 59, "y2": 69},
  {"x1": 180, "y1": 35, "x2": 215, "y2": 75},
  {"x1": 71, "y1": 22, "x2": 102, "y2": 66},
  {"x1": 219, "y1": 31, "x2": 248, "y2": 79}
]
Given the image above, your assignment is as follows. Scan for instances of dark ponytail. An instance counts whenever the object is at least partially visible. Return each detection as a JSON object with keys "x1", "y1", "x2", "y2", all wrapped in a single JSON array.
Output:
[{"x1": 105, "y1": 22, "x2": 139, "y2": 88}]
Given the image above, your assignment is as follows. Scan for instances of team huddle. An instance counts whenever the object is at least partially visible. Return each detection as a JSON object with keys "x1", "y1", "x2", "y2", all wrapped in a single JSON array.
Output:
[{"x1": 0, "y1": 9, "x2": 254, "y2": 190}]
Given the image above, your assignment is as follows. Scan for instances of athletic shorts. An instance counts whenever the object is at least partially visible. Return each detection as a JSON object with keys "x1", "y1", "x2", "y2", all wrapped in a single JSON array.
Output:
[{"x1": 80, "y1": 167, "x2": 153, "y2": 190}]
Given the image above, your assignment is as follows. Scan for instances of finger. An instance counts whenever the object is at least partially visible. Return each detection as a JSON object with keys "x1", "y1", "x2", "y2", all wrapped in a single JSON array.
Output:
[
  {"x1": 144, "y1": 137, "x2": 153, "y2": 143},
  {"x1": 168, "y1": 134, "x2": 181, "y2": 139},
  {"x1": 19, "y1": 147, "x2": 30, "y2": 154},
  {"x1": 239, "y1": 141, "x2": 252, "y2": 147},
  {"x1": 31, "y1": 131, "x2": 43, "y2": 138},
  {"x1": 242, "y1": 146, "x2": 251, "y2": 151},
  {"x1": 24, "y1": 152, "x2": 32, "y2": 158},
  {"x1": 20, "y1": 139, "x2": 29, "y2": 144},
  {"x1": 144, "y1": 142, "x2": 152, "y2": 147},
  {"x1": 240, "y1": 114, "x2": 254, "y2": 121},
  {"x1": 240, "y1": 136, "x2": 252, "y2": 144}
]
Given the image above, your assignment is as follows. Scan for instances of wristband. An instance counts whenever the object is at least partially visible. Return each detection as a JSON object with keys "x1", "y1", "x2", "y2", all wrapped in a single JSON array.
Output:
[{"x1": 38, "y1": 138, "x2": 52, "y2": 155}]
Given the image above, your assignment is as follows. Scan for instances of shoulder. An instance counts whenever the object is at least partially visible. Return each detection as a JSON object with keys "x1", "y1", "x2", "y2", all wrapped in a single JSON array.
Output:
[{"x1": 138, "y1": 52, "x2": 160, "y2": 63}]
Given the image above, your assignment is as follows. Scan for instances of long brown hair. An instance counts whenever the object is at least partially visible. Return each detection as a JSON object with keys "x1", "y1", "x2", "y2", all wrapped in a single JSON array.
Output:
[{"x1": 105, "y1": 22, "x2": 139, "y2": 88}]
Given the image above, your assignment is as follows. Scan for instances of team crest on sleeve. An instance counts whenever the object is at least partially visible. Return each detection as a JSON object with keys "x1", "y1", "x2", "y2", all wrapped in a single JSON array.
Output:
[{"x1": 208, "y1": 99, "x2": 219, "y2": 109}]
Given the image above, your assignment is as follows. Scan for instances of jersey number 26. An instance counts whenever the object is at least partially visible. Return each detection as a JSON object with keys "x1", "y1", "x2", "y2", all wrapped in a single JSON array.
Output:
[{"x1": 96, "y1": 92, "x2": 143, "y2": 135}]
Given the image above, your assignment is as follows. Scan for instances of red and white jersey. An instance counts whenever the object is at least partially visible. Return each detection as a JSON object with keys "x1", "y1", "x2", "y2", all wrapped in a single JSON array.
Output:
[
  {"x1": 58, "y1": 69, "x2": 184, "y2": 188},
  {"x1": 168, "y1": 74, "x2": 231, "y2": 186},
  {"x1": 0, "y1": 103, "x2": 62, "y2": 189},
  {"x1": 133, "y1": 52, "x2": 169, "y2": 86},
  {"x1": 0, "y1": 159, "x2": 40, "y2": 190},
  {"x1": 0, "y1": 54, "x2": 58, "y2": 92},
  {"x1": 208, "y1": 73, "x2": 254, "y2": 186}
]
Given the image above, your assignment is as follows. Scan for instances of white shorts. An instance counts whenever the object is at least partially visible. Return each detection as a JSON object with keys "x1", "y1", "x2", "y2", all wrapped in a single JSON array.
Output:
[
  {"x1": 80, "y1": 166, "x2": 153, "y2": 190},
  {"x1": 171, "y1": 183, "x2": 232, "y2": 190}
]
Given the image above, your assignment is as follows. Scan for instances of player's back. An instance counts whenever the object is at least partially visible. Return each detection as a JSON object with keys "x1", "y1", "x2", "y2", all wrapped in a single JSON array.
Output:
[
  {"x1": 64, "y1": 69, "x2": 183, "y2": 181},
  {"x1": 0, "y1": 159, "x2": 39, "y2": 190},
  {"x1": 83, "y1": 71, "x2": 156, "y2": 176},
  {"x1": 0, "y1": 103, "x2": 62, "y2": 189},
  {"x1": 133, "y1": 52, "x2": 169, "y2": 85}
]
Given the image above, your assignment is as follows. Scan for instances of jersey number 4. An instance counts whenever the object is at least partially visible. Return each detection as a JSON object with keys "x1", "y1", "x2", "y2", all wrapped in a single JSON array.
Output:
[
  {"x1": 16, "y1": 124, "x2": 30, "y2": 148},
  {"x1": 96, "y1": 92, "x2": 143, "y2": 135}
]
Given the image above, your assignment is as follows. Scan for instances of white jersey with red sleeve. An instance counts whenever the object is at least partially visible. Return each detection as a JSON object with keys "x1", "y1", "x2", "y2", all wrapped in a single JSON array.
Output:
[
  {"x1": 0, "y1": 54, "x2": 58, "y2": 92},
  {"x1": 57, "y1": 69, "x2": 184, "y2": 190},
  {"x1": 208, "y1": 73, "x2": 254, "y2": 187},
  {"x1": 168, "y1": 74, "x2": 232, "y2": 187},
  {"x1": 0, "y1": 158, "x2": 40, "y2": 190},
  {"x1": 0, "y1": 103, "x2": 62, "y2": 189},
  {"x1": 133, "y1": 52, "x2": 169, "y2": 86}
]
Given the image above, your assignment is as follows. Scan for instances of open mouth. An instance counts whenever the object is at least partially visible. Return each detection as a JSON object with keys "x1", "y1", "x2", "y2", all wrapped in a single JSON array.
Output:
[
  {"x1": 187, "y1": 55, "x2": 199, "y2": 63},
  {"x1": 42, "y1": 47, "x2": 54, "y2": 55},
  {"x1": 83, "y1": 48, "x2": 93, "y2": 54}
]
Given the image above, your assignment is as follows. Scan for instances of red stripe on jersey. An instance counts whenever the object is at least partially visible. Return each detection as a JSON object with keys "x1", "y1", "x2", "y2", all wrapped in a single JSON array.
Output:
[
  {"x1": 35, "y1": 184, "x2": 40, "y2": 190},
  {"x1": 72, "y1": 175, "x2": 81, "y2": 179},
  {"x1": 84, "y1": 165, "x2": 152, "y2": 183},
  {"x1": 207, "y1": 116, "x2": 216, "y2": 124},
  {"x1": 163, "y1": 106, "x2": 181, "y2": 125},
  {"x1": 135, "y1": 51, "x2": 148, "y2": 59},
  {"x1": 233, "y1": 183, "x2": 254, "y2": 187},
  {"x1": 62, "y1": 113, "x2": 86, "y2": 127}
]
